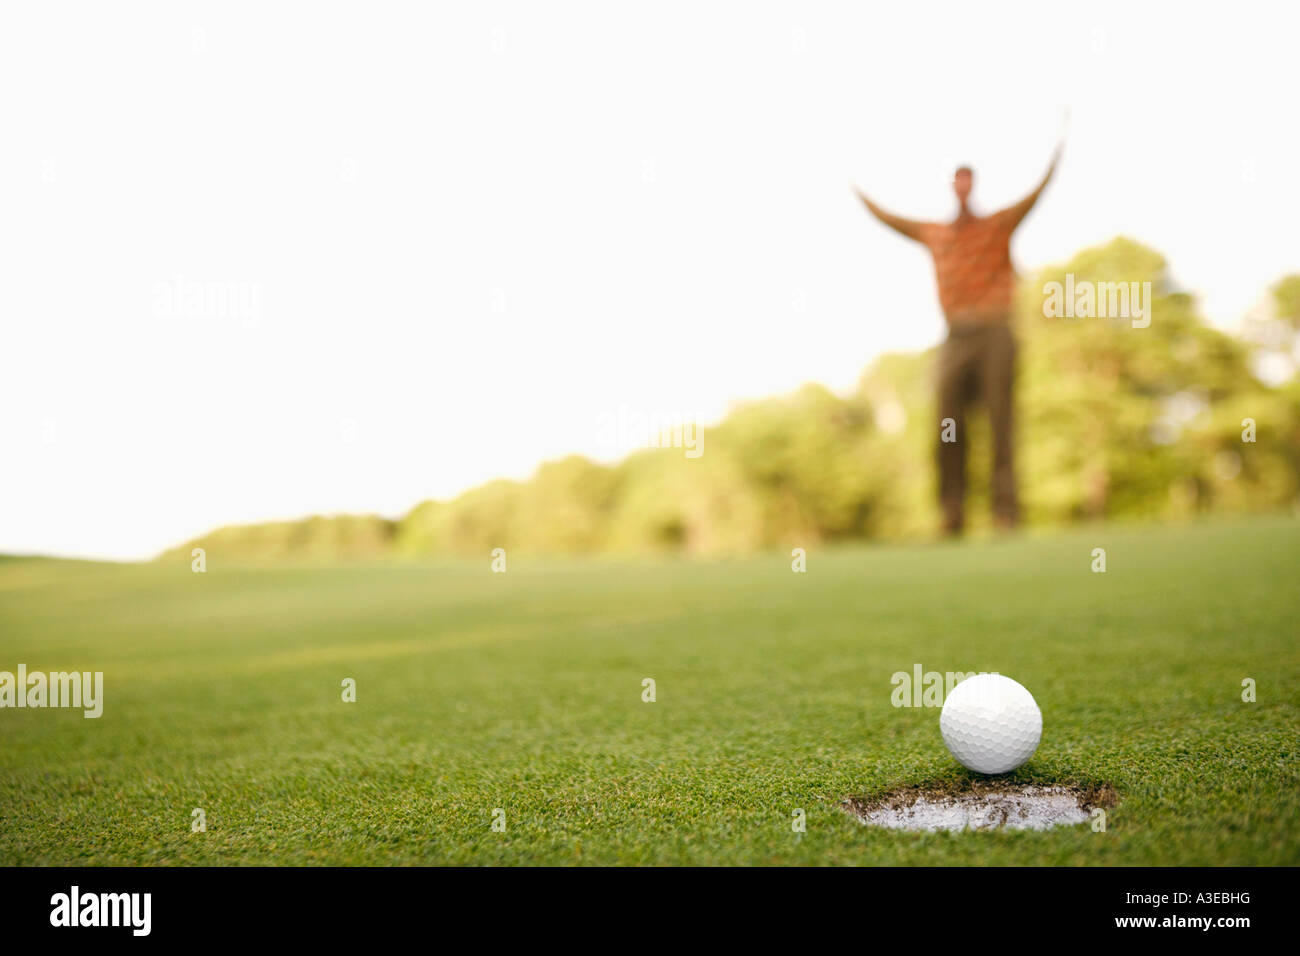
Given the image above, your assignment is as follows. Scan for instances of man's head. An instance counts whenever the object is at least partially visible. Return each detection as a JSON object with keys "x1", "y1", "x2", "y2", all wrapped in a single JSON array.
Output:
[{"x1": 953, "y1": 166, "x2": 973, "y2": 204}]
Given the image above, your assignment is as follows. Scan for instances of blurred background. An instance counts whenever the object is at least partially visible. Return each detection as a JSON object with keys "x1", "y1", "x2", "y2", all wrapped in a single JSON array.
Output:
[{"x1": 1, "y1": 1, "x2": 1297, "y2": 562}]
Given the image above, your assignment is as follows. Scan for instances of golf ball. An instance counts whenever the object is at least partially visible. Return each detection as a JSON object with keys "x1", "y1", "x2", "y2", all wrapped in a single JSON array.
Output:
[{"x1": 939, "y1": 674, "x2": 1042, "y2": 774}]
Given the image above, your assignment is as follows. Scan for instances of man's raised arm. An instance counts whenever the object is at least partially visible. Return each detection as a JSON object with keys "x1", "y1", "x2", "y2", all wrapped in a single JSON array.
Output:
[
  {"x1": 854, "y1": 188, "x2": 930, "y2": 242},
  {"x1": 999, "y1": 144, "x2": 1062, "y2": 229}
]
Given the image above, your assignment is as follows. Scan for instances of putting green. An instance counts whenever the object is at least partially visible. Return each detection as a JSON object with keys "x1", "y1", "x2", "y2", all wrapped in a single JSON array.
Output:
[{"x1": 1, "y1": 516, "x2": 1297, "y2": 865}]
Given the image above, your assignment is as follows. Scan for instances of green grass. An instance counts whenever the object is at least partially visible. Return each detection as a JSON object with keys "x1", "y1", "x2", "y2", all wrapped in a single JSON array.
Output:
[{"x1": 1, "y1": 516, "x2": 1297, "y2": 865}]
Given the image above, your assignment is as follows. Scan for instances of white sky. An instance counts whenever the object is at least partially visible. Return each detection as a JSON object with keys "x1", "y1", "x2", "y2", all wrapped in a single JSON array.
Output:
[{"x1": 2, "y1": 1, "x2": 1297, "y2": 561}]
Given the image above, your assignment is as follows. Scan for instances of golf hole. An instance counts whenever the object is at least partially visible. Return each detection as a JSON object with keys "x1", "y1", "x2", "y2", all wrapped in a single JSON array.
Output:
[{"x1": 844, "y1": 782, "x2": 1118, "y2": 832}]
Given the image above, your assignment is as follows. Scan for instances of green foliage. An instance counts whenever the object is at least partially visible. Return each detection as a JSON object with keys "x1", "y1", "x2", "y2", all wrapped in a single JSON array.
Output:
[
  {"x1": 707, "y1": 384, "x2": 883, "y2": 547},
  {"x1": 604, "y1": 447, "x2": 764, "y2": 555},
  {"x1": 165, "y1": 239, "x2": 1300, "y2": 562},
  {"x1": 401, "y1": 479, "x2": 524, "y2": 558},
  {"x1": 162, "y1": 514, "x2": 396, "y2": 564},
  {"x1": 1015, "y1": 239, "x2": 1297, "y2": 523},
  {"x1": 1274, "y1": 274, "x2": 1300, "y2": 329}
]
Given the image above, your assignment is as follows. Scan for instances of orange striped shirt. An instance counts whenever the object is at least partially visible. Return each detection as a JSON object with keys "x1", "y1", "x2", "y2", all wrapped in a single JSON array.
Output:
[
  {"x1": 917, "y1": 209, "x2": 1021, "y2": 325},
  {"x1": 859, "y1": 176, "x2": 1050, "y2": 326}
]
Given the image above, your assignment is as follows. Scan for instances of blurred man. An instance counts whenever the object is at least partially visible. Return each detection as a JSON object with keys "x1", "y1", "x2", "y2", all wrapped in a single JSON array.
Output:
[{"x1": 856, "y1": 148, "x2": 1060, "y2": 535}]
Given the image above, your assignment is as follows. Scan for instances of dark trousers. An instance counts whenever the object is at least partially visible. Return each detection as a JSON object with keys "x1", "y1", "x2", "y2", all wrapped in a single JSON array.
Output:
[{"x1": 936, "y1": 323, "x2": 1018, "y2": 533}]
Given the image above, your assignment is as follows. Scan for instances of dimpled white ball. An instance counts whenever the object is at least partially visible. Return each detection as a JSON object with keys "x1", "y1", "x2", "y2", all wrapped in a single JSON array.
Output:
[{"x1": 940, "y1": 674, "x2": 1042, "y2": 774}]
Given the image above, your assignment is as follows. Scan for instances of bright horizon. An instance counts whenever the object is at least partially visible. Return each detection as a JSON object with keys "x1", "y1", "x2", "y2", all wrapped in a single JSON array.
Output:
[{"x1": 3, "y1": 1, "x2": 1297, "y2": 561}]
